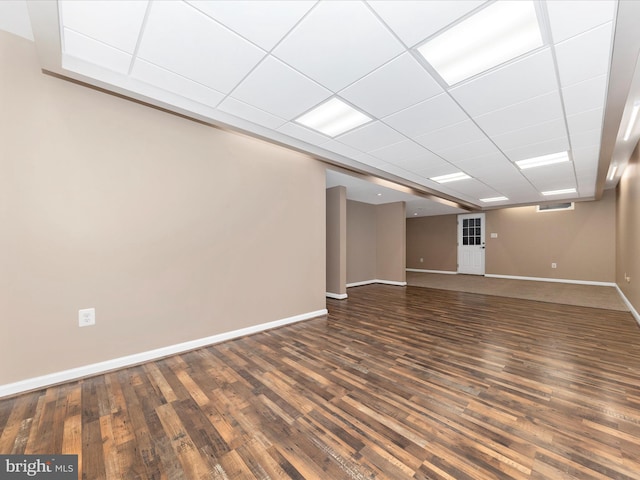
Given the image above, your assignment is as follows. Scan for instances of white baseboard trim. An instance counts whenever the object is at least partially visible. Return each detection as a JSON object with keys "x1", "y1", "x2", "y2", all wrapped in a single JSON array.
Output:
[
  {"x1": 326, "y1": 292, "x2": 348, "y2": 300},
  {"x1": 484, "y1": 274, "x2": 616, "y2": 287},
  {"x1": 406, "y1": 268, "x2": 457, "y2": 275},
  {"x1": 346, "y1": 279, "x2": 407, "y2": 288},
  {"x1": 615, "y1": 285, "x2": 640, "y2": 326},
  {"x1": 0, "y1": 308, "x2": 328, "y2": 399}
]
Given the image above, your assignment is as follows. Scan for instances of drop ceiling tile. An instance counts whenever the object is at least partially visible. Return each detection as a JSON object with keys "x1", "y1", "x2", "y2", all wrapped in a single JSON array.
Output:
[
  {"x1": 137, "y1": 1, "x2": 265, "y2": 94},
  {"x1": 442, "y1": 179, "x2": 500, "y2": 200},
  {"x1": 336, "y1": 121, "x2": 406, "y2": 152},
  {"x1": 391, "y1": 152, "x2": 448, "y2": 173},
  {"x1": 186, "y1": 1, "x2": 314, "y2": 50},
  {"x1": 277, "y1": 122, "x2": 330, "y2": 145},
  {"x1": 520, "y1": 161, "x2": 576, "y2": 189},
  {"x1": 383, "y1": 94, "x2": 468, "y2": 137},
  {"x1": 217, "y1": 97, "x2": 287, "y2": 129},
  {"x1": 502, "y1": 136, "x2": 571, "y2": 163},
  {"x1": 491, "y1": 118, "x2": 567, "y2": 152},
  {"x1": 369, "y1": 139, "x2": 431, "y2": 163},
  {"x1": 367, "y1": 0, "x2": 486, "y2": 47},
  {"x1": 441, "y1": 138, "x2": 502, "y2": 164},
  {"x1": 229, "y1": 56, "x2": 331, "y2": 120},
  {"x1": 577, "y1": 180, "x2": 596, "y2": 197},
  {"x1": 572, "y1": 145, "x2": 600, "y2": 168},
  {"x1": 414, "y1": 120, "x2": 487, "y2": 153},
  {"x1": 554, "y1": 22, "x2": 613, "y2": 87},
  {"x1": 413, "y1": 158, "x2": 459, "y2": 178},
  {"x1": 131, "y1": 59, "x2": 225, "y2": 107},
  {"x1": 453, "y1": 153, "x2": 514, "y2": 176},
  {"x1": 272, "y1": 1, "x2": 404, "y2": 91},
  {"x1": 339, "y1": 53, "x2": 443, "y2": 118},
  {"x1": 321, "y1": 140, "x2": 368, "y2": 159},
  {"x1": 449, "y1": 49, "x2": 558, "y2": 117},
  {"x1": 569, "y1": 128, "x2": 601, "y2": 150},
  {"x1": 60, "y1": 0, "x2": 148, "y2": 53},
  {"x1": 546, "y1": 0, "x2": 616, "y2": 44},
  {"x1": 562, "y1": 74, "x2": 607, "y2": 115},
  {"x1": 567, "y1": 108, "x2": 602, "y2": 138},
  {"x1": 63, "y1": 28, "x2": 132, "y2": 73},
  {"x1": 474, "y1": 91, "x2": 564, "y2": 137}
]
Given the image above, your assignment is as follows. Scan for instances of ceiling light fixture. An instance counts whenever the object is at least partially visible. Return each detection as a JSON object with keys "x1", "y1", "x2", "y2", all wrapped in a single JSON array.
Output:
[
  {"x1": 480, "y1": 196, "x2": 508, "y2": 202},
  {"x1": 607, "y1": 164, "x2": 618, "y2": 181},
  {"x1": 416, "y1": 1, "x2": 543, "y2": 85},
  {"x1": 541, "y1": 188, "x2": 576, "y2": 196},
  {"x1": 623, "y1": 101, "x2": 640, "y2": 141},
  {"x1": 430, "y1": 172, "x2": 471, "y2": 184},
  {"x1": 515, "y1": 151, "x2": 570, "y2": 170},
  {"x1": 295, "y1": 98, "x2": 371, "y2": 137}
]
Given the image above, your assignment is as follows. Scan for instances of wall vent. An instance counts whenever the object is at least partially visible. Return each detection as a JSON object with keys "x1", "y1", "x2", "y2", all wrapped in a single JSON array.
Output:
[{"x1": 536, "y1": 202, "x2": 575, "y2": 213}]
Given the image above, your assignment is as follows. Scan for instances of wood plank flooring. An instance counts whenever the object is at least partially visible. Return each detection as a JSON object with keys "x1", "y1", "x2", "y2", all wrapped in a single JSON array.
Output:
[{"x1": 2, "y1": 284, "x2": 640, "y2": 479}]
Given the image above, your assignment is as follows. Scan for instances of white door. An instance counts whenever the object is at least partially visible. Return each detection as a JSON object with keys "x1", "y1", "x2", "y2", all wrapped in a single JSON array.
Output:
[{"x1": 457, "y1": 213, "x2": 485, "y2": 275}]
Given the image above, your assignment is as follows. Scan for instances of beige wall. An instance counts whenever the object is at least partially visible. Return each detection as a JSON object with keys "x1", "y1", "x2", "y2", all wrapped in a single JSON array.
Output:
[
  {"x1": 406, "y1": 215, "x2": 458, "y2": 271},
  {"x1": 376, "y1": 202, "x2": 406, "y2": 283},
  {"x1": 616, "y1": 142, "x2": 640, "y2": 312},
  {"x1": 1, "y1": 32, "x2": 326, "y2": 386},
  {"x1": 326, "y1": 186, "x2": 346, "y2": 296},
  {"x1": 406, "y1": 192, "x2": 616, "y2": 282},
  {"x1": 346, "y1": 200, "x2": 405, "y2": 284},
  {"x1": 346, "y1": 201, "x2": 377, "y2": 284},
  {"x1": 486, "y1": 190, "x2": 615, "y2": 282}
]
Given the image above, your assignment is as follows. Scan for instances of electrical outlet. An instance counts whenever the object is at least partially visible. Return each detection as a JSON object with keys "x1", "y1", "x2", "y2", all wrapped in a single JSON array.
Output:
[
  {"x1": 79, "y1": 308, "x2": 96, "y2": 327},
  {"x1": 551, "y1": 263, "x2": 557, "y2": 269},
  {"x1": 420, "y1": 257, "x2": 424, "y2": 263}
]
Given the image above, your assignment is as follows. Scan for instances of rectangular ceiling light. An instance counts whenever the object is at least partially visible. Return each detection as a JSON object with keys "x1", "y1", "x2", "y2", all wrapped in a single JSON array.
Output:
[
  {"x1": 430, "y1": 172, "x2": 471, "y2": 183},
  {"x1": 480, "y1": 196, "x2": 508, "y2": 202},
  {"x1": 295, "y1": 98, "x2": 371, "y2": 137},
  {"x1": 516, "y1": 151, "x2": 570, "y2": 170},
  {"x1": 607, "y1": 164, "x2": 618, "y2": 181},
  {"x1": 417, "y1": 1, "x2": 543, "y2": 85},
  {"x1": 542, "y1": 188, "x2": 576, "y2": 196}
]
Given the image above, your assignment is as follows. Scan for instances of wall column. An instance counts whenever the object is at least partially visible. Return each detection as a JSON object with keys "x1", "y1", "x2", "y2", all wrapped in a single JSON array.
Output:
[{"x1": 326, "y1": 186, "x2": 347, "y2": 298}]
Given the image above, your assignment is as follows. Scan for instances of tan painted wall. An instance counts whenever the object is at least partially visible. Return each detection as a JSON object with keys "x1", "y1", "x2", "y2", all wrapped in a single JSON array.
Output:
[
  {"x1": 346, "y1": 200, "x2": 405, "y2": 284},
  {"x1": 616, "y1": 142, "x2": 640, "y2": 312},
  {"x1": 326, "y1": 186, "x2": 346, "y2": 295},
  {"x1": 346, "y1": 201, "x2": 377, "y2": 284},
  {"x1": 0, "y1": 32, "x2": 326, "y2": 386},
  {"x1": 486, "y1": 190, "x2": 616, "y2": 282},
  {"x1": 406, "y1": 192, "x2": 615, "y2": 282},
  {"x1": 376, "y1": 202, "x2": 406, "y2": 283},
  {"x1": 406, "y1": 215, "x2": 458, "y2": 271}
]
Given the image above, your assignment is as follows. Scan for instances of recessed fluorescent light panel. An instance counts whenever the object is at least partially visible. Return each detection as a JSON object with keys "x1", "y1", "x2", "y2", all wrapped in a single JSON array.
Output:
[
  {"x1": 295, "y1": 98, "x2": 371, "y2": 137},
  {"x1": 623, "y1": 101, "x2": 640, "y2": 141},
  {"x1": 607, "y1": 164, "x2": 618, "y2": 181},
  {"x1": 480, "y1": 196, "x2": 508, "y2": 203},
  {"x1": 542, "y1": 188, "x2": 576, "y2": 196},
  {"x1": 516, "y1": 151, "x2": 570, "y2": 170},
  {"x1": 417, "y1": 1, "x2": 543, "y2": 85},
  {"x1": 430, "y1": 172, "x2": 471, "y2": 184}
]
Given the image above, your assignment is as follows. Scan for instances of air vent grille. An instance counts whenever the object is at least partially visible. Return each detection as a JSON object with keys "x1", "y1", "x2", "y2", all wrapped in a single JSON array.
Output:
[{"x1": 536, "y1": 202, "x2": 575, "y2": 213}]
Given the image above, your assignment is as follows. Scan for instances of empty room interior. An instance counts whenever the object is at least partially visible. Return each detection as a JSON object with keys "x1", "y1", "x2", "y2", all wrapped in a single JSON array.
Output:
[{"x1": 2, "y1": 1, "x2": 640, "y2": 479}]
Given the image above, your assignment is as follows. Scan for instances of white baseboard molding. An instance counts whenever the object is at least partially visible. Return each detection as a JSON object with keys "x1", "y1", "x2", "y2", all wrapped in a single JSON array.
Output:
[
  {"x1": 406, "y1": 268, "x2": 457, "y2": 275},
  {"x1": 326, "y1": 292, "x2": 348, "y2": 300},
  {"x1": 615, "y1": 285, "x2": 640, "y2": 326},
  {"x1": 484, "y1": 274, "x2": 616, "y2": 287},
  {"x1": 0, "y1": 308, "x2": 328, "y2": 399},
  {"x1": 346, "y1": 279, "x2": 407, "y2": 288}
]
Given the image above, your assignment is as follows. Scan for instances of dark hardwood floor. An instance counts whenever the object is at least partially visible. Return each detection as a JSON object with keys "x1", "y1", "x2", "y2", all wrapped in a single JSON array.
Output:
[{"x1": 2, "y1": 284, "x2": 640, "y2": 479}]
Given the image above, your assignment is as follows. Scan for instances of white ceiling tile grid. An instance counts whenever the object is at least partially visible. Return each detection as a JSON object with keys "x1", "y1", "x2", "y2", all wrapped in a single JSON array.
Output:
[{"x1": 53, "y1": 0, "x2": 618, "y2": 212}]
